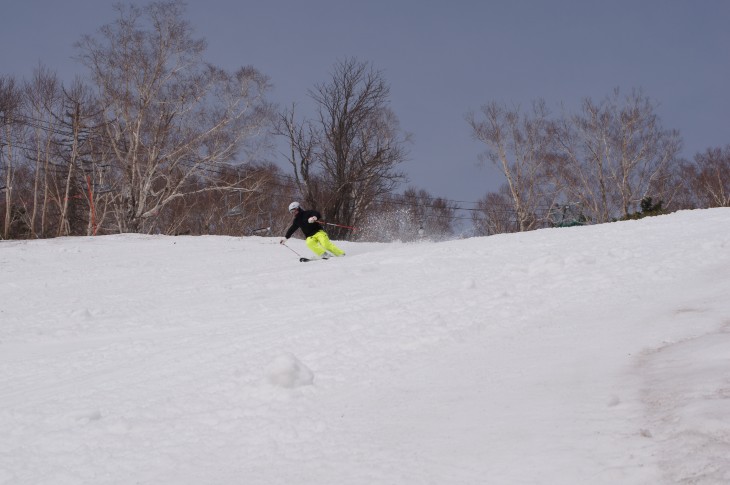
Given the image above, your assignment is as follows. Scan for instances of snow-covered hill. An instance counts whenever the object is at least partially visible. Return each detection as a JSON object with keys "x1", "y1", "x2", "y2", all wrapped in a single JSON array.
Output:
[{"x1": 2, "y1": 208, "x2": 729, "y2": 484}]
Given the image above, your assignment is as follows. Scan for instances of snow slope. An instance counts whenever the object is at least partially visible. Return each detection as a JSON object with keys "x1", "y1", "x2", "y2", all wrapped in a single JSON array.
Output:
[{"x1": 1, "y1": 208, "x2": 729, "y2": 484}]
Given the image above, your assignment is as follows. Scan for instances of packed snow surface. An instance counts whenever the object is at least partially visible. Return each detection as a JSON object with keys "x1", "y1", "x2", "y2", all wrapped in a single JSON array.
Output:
[{"x1": 2, "y1": 208, "x2": 730, "y2": 484}]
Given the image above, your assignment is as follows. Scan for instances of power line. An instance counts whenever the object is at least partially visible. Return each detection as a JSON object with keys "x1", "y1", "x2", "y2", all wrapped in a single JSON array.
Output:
[{"x1": 3, "y1": 113, "x2": 560, "y2": 221}]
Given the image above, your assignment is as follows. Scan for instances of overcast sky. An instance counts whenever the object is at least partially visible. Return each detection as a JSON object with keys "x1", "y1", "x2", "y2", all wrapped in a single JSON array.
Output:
[{"x1": 2, "y1": 0, "x2": 729, "y2": 208}]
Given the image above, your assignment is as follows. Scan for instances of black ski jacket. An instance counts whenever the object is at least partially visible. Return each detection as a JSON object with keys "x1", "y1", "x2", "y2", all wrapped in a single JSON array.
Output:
[{"x1": 285, "y1": 209, "x2": 324, "y2": 239}]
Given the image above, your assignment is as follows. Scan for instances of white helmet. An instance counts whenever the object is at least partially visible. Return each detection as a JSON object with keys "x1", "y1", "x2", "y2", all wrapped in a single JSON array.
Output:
[{"x1": 288, "y1": 201, "x2": 300, "y2": 213}]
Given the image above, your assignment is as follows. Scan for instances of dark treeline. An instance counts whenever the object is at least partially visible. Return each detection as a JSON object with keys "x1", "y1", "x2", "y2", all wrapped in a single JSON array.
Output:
[{"x1": 1, "y1": 1, "x2": 728, "y2": 242}]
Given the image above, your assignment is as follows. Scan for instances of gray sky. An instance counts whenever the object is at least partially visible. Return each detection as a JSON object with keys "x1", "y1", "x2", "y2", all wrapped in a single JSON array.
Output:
[{"x1": 2, "y1": 0, "x2": 729, "y2": 209}]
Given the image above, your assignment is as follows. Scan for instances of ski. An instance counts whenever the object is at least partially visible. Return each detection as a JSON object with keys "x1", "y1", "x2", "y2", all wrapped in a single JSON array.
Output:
[{"x1": 299, "y1": 256, "x2": 329, "y2": 262}]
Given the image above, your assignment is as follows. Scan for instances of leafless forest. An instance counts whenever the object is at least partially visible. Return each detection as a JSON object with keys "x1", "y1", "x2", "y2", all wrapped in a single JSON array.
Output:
[{"x1": 1, "y1": 1, "x2": 728, "y2": 242}]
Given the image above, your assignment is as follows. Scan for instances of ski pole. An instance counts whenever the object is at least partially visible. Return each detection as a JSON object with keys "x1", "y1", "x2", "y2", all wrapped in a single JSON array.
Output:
[
  {"x1": 319, "y1": 221, "x2": 358, "y2": 231},
  {"x1": 281, "y1": 241, "x2": 304, "y2": 258}
]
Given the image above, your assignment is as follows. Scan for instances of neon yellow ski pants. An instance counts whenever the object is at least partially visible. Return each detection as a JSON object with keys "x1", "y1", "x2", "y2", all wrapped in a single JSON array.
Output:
[{"x1": 306, "y1": 230, "x2": 345, "y2": 257}]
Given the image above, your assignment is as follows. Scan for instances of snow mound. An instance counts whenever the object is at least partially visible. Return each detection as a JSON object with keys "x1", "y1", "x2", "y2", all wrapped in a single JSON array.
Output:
[{"x1": 266, "y1": 353, "x2": 315, "y2": 388}]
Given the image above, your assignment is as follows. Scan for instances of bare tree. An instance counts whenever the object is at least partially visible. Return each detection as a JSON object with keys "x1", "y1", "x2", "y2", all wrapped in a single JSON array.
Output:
[
  {"x1": 399, "y1": 187, "x2": 458, "y2": 240},
  {"x1": 276, "y1": 106, "x2": 320, "y2": 205},
  {"x1": 0, "y1": 76, "x2": 26, "y2": 239},
  {"x1": 23, "y1": 66, "x2": 64, "y2": 238},
  {"x1": 277, "y1": 58, "x2": 409, "y2": 239},
  {"x1": 553, "y1": 89, "x2": 681, "y2": 222},
  {"x1": 50, "y1": 82, "x2": 114, "y2": 237},
  {"x1": 357, "y1": 187, "x2": 458, "y2": 242},
  {"x1": 467, "y1": 100, "x2": 555, "y2": 232},
  {"x1": 680, "y1": 146, "x2": 730, "y2": 208},
  {"x1": 158, "y1": 161, "x2": 296, "y2": 236},
  {"x1": 470, "y1": 188, "x2": 521, "y2": 236},
  {"x1": 56, "y1": 90, "x2": 85, "y2": 236},
  {"x1": 76, "y1": 0, "x2": 274, "y2": 233}
]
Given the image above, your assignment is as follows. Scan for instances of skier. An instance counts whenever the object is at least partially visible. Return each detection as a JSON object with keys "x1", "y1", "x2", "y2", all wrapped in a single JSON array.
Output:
[{"x1": 280, "y1": 201, "x2": 346, "y2": 259}]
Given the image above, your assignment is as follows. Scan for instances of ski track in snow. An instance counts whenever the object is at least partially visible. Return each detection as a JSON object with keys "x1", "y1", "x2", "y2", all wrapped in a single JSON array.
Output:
[{"x1": 1, "y1": 209, "x2": 730, "y2": 484}]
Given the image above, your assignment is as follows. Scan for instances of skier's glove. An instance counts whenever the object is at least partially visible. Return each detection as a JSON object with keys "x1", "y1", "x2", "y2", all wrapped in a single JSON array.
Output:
[{"x1": 308, "y1": 216, "x2": 318, "y2": 223}]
